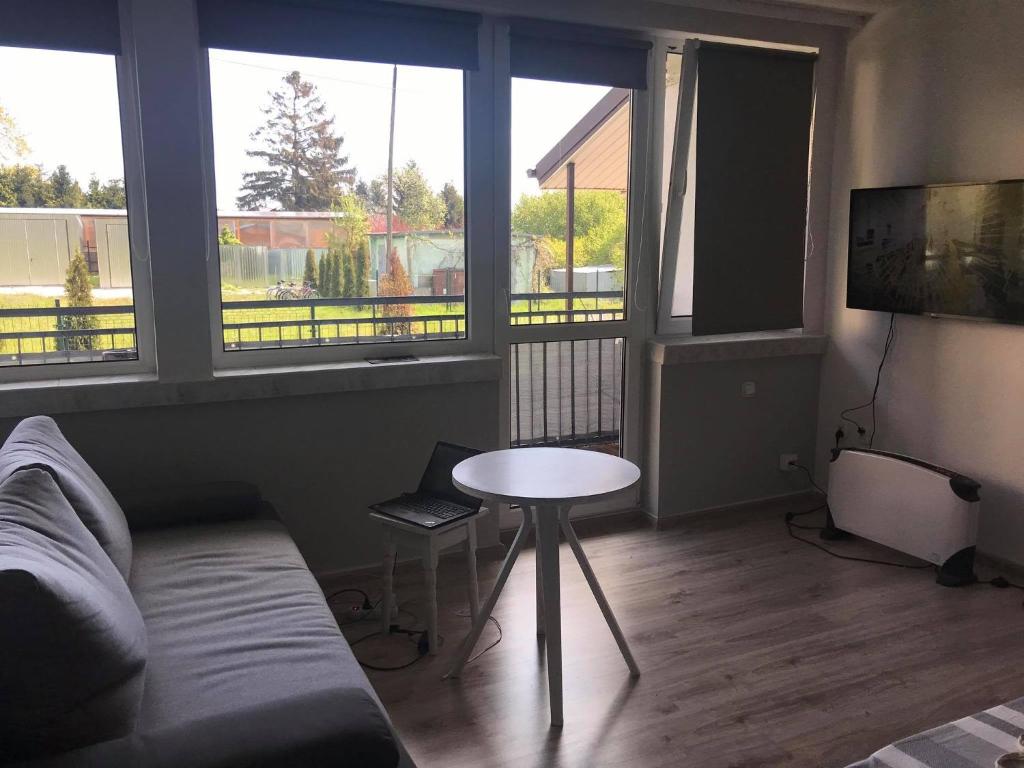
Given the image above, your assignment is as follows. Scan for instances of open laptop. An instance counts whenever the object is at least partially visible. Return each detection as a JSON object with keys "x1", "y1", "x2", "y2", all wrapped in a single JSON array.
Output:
[{"x1": 370, "y1": 442, "x2": 483, "y2": 529}]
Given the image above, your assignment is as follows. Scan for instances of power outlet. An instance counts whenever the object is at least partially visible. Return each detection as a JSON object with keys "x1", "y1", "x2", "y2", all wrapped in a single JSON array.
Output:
[{"x1": 779, "y1": 453, "x2": 799, "y2": 472}]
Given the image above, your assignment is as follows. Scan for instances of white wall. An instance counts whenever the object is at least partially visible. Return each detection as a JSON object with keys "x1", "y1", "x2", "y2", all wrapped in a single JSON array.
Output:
[{"x1": 816, "y1": 0, "x2": 1024, "y2": 564}]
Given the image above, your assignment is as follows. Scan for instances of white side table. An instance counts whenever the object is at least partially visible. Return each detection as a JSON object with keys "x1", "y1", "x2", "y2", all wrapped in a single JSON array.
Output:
[
  {"x1": 445, "y1": 448, "x2": 640, "y2": 727},
  {"x1": 370, "y1": 508, "x2": 486, "y2": 655}
]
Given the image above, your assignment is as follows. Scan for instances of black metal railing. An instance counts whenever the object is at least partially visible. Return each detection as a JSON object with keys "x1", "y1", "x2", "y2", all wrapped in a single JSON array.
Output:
[
  {"x1": 0, "y1": 303, "x2": 137, "y2": 367},
  {"x1": 510, "y1": 337, "x2": 624, "y2": 453},
  {"x1": 0, "y1": 289, "x2": 628, "y2": 366}
]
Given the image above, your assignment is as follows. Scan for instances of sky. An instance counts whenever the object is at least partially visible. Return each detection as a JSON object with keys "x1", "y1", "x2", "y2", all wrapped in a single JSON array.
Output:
[{"x1": 0, "y1": 45, "x2": 615, "y2": 212}]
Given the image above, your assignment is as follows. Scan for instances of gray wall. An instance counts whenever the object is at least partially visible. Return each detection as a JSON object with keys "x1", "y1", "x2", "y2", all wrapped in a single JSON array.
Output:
[
  {"x1": 648, "y1": 353, "x2": 821, "y2": 518},
  {"x1": 1, "y1": 381, "x2": 500, "y2": 575},
  {"x1": 815, "y1": 0, "x2": 1024, "y2": 565}
]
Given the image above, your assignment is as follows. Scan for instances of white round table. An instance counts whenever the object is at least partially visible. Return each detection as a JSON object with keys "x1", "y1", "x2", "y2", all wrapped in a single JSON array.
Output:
[{"x1": 445, "y1": 447, "x2": 641, "y2": 726}]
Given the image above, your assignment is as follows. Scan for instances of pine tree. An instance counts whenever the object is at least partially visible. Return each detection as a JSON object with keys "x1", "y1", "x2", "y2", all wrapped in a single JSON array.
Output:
[
  {"x1": 341, "y1": 244, "x2": 356, "y2": 298},
  {"x1": 63, "y1": 249, "x2": 95, "y2": 351},
  {"x1": 352, "y1": 238, "x2": 370, "y2": 306},
  {"x1": 49, "y1": 165, "x2": 84, "y2": 208},
  {"x1": 303, "y1": 249, "x2": 318, "y2": 287},
  {"x1": 440, "y1": 182, "x2": 464, "y2": 230},
  {"x1": 317, "y1": 253, "x2": 328, "y2": 296},
  {"x1": 377, "y1": 247, "x2": 413, "y2": 335},
  {"x1": 237, "y1": 71, "x2": 355, "y2": 211},
  {"x1": 327, "y1": 248, "x2": 343, "y2": 298}
]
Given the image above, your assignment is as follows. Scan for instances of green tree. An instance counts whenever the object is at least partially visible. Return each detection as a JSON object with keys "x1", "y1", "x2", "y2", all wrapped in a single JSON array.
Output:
[
  {"x1": 393, "y1": 161, "x2": 444, "y2": 230},
  {"x1": 440, "y1": 181, "x2": 464, "y2": 230},
  {"x1": 303, "y1": 248, "x2": 318, "y2": 286},
  {"x1": 352, "y1": 238, "x2": 370, "y2": 303},
  {"x1": 341, "y1": 244, "x2": 355, "y2": 297},
  {"x1": 237, "y1": 71, "x2": 355, "y2": 211},
  {"x1": 62, "y1": 249, "x2": 95, "y2": 351},
  {"x1": 0, "y1": 165, "x2": 53, "y2": 207},
  {"x1": 377, "y1": 247, "x2": 413, "y2": 335},
  {"x1": 326, "y1": 248, "x2": 343, "y2": 298},
  {"x1": 317, "y1": 253, "x2": 328, "y2": 296},
  {"x1": 0, "y1": 104, "x2": 29, "y2": 163},
  {"x1": 84, "y1": 175, "x2": 126, "y2": 209},
  {"x1": 511, "y1": 189, "x2": 627, "y2": 269},
  {"x1": 218, "y1": 226, "x2": 242, "y2": 245},
  {"x1": 49, "y1": 165, "x2": 84, "y2": 208},
  {"x1": 367, "y1": 161, "x2": 444, "y2": 230}
]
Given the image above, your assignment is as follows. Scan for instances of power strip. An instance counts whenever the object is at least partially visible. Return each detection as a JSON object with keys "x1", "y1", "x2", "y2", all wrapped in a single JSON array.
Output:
[{"x1": 340, "y1": 596, "x2": 399, "y2": 625}]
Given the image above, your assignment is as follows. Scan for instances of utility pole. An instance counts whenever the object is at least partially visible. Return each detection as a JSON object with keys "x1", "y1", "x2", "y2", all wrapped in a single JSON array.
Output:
[{"x1": 385, "y1": 65, "x2": 397, "y2": 268}]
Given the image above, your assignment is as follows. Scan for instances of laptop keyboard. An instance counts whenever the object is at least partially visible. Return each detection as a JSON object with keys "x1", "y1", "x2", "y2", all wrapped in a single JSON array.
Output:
[{"x1": 417, "y1": 499, "x2": 469, "y2": 520}]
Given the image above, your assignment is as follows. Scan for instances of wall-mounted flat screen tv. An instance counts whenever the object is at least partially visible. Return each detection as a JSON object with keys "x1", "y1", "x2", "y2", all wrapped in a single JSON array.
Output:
[{"x1": 848, "y1": 180, "x2": 1024, "y2": 324}]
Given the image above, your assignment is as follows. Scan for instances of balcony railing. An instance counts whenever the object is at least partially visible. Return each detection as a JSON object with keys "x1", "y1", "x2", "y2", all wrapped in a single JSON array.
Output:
[{"x1": 0, "y1": 290, "x2": 627, "y2": 366}]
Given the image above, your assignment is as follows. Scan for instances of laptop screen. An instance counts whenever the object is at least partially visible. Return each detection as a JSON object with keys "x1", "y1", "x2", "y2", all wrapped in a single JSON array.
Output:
[{"x1": 418, "y1": 442, "x2": 483, "y2": 509}]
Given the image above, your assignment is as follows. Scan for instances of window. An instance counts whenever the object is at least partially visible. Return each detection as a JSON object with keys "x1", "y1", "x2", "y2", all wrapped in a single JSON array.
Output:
[
  {"x1": 0, "y1": 45, "x2": 142, "y2": 369},
  {"x1": 510, "y1": 78, "x2": 630, "y2": 325},
  {"x1": 204, "y1": 25, "x2": 471, "y2": 356},
  {"x1": 660, "y1": 49, "x2": 695, "y2": 320},
  {"x1": 658, "y1": 41, "x2": 816, "y2": 336}
]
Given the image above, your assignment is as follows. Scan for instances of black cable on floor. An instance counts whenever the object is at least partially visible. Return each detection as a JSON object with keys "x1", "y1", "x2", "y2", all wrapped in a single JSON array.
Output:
[{"x1": 784, "y1": 508, "x2": 933, "y2": 571}]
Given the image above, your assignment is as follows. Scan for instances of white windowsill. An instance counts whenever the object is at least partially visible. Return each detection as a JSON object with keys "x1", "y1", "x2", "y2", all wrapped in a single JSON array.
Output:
[
  {"x1": 0, "y1": 353, "x2": 502, "y2": 419},
  {"x1": 649, "y1": 329, "x2": 828, "y2": 366}
]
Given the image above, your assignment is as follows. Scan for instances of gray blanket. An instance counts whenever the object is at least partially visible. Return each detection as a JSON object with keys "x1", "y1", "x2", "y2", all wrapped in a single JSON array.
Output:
[{"x1": 849, "y1": 696, "x2": 1024, "y2": 767}]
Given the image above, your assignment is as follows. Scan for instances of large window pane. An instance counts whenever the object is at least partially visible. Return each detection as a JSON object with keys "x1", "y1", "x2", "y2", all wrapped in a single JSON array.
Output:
[
  {"x1": 510, "y1": 78, "x2": 630, "y2": 326},
  {"x1": 510, "y1": 338, "x2": 624, "y2": 455},
  {"x1": 0, "y1": 46, "x2": 139, "y2": 368},
  {"x1": 208, "y1": 51, "x2": 466, "y2": 351}
]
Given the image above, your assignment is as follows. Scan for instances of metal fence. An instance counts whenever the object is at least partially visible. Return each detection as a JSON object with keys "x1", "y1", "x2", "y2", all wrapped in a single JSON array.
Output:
[
  {"x1": 0, "y1": 290, "x2": 627, "y2": 367},
  {"x1": 510, "y1": 337, "x2": 624, "y2": 452},
  {"x1": 0, "y1": 302, "x2": 137, "y2": 367}
]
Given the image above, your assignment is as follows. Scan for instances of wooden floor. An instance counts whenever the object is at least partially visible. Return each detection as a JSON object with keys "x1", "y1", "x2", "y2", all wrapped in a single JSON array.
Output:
[{"x1": 326, "y1": 500, "x2": 1024, "y2": 768}]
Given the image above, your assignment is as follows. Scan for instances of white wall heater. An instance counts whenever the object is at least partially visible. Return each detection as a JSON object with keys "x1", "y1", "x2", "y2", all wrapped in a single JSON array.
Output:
[{"x1": 826, "y1": 448, "x2": 981, "y2": 586}]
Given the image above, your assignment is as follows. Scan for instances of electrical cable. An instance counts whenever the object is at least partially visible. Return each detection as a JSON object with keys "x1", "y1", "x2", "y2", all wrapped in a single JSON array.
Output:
[
  {"x1": 453, "y1": 609, "x2": 503, "y2": 666},
  {"x1": 790, "y1": 462, "x2": 827, "y2": 497},
  {"x1": 784, "y1": 507, "x2": 934, "y2": 571},
  {"x1": 839, "y1": 312, "x2": 896, "y2": 448}
]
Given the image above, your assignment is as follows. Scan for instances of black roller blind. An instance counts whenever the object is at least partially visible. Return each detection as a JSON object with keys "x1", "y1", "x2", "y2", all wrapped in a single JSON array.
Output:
[
  {"x1": 691, "y1": 43, "x2": 815, "y2": 335},
  {"x1": 198, "y1": 0, "x2": 481, "y2": 70},
  {"x1": 509, "y1": 20, "x2": 650, "y2": 90},
  {"x1": 2, "y1": 0, "x2": 122, "y2": 55}
]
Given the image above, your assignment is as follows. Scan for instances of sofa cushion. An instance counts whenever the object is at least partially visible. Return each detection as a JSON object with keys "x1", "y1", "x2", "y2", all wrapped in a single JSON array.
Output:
[
  {"x1": 0, "y1": 468, "x2": 147, "y2": 759},
  {"x1": 0, "y1": 416, "x2": 132, "y2": 580},
  {"x1": 125, "y1": 518, "x2": 399, "y2": 768}
]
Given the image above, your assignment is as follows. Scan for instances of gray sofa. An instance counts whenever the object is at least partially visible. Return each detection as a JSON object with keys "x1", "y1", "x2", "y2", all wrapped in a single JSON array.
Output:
[{"x1": 0, "y1": 416, "x2": 411, "y2": 768}]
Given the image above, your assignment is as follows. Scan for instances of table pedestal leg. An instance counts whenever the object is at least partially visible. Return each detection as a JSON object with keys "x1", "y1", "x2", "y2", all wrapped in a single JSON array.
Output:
[
  {"x1": 559, "y1": 508, "x2": 640, "y2": 677},
  {"x1": 535, "y1": 504, "x2": 563, "y2": 727},
  {"x1": 445, "y1": 510, "x2": 532, "y2": 679},
  {"x1": 381, "y1": 529, "x2": 396, "y2": 636},
  {"x1": 535, "y1": 518, "x2": 545, "y2": 637}
]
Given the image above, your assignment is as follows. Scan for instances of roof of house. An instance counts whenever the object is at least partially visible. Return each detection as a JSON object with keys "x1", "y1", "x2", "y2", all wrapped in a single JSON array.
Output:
[{"x1": 528, "y1": 87, "x2": 631, "y2": 192}]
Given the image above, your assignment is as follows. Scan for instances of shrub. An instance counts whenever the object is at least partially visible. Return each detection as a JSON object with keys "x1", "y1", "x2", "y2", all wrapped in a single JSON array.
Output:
[
  {"x1": 62, "y1": 249, "x2": 95, "y2": 351},
  {"x1": 377, "y1": 247, "x2": 413, "y2": 336}
]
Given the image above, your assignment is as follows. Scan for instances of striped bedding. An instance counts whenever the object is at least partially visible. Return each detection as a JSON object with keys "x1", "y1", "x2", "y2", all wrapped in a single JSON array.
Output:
[{"x1": 848, "y1": 697, "x2": 1024, "y2": 767}]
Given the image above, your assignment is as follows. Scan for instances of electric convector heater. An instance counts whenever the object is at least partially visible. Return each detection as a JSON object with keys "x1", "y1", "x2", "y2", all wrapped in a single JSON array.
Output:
[{"x1": 826, "y1": 448, "x2": 981, "y2": 586}]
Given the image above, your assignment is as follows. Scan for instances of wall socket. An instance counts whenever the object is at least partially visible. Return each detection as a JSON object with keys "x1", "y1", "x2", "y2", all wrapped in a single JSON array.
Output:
[{"x1": 779, "y1": 453, "x2": 799, "y2": 472}]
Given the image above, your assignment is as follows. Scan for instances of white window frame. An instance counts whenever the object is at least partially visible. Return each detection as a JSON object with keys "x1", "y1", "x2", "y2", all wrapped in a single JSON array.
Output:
[
  {"x1": 197, "y1": 32, "x2": 494, "y2": 371},
  {"x1": 0, "y1": 14, "x2": 157, "y2": 384},
  {"x1": 656, "y1": 38, "x2": 699, "y2": 337}
]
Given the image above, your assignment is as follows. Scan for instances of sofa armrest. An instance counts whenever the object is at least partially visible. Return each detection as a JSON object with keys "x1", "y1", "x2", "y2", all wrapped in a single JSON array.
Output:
[{"x1": 115, "y1": 481, "x2": 277, "y2": 532}]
